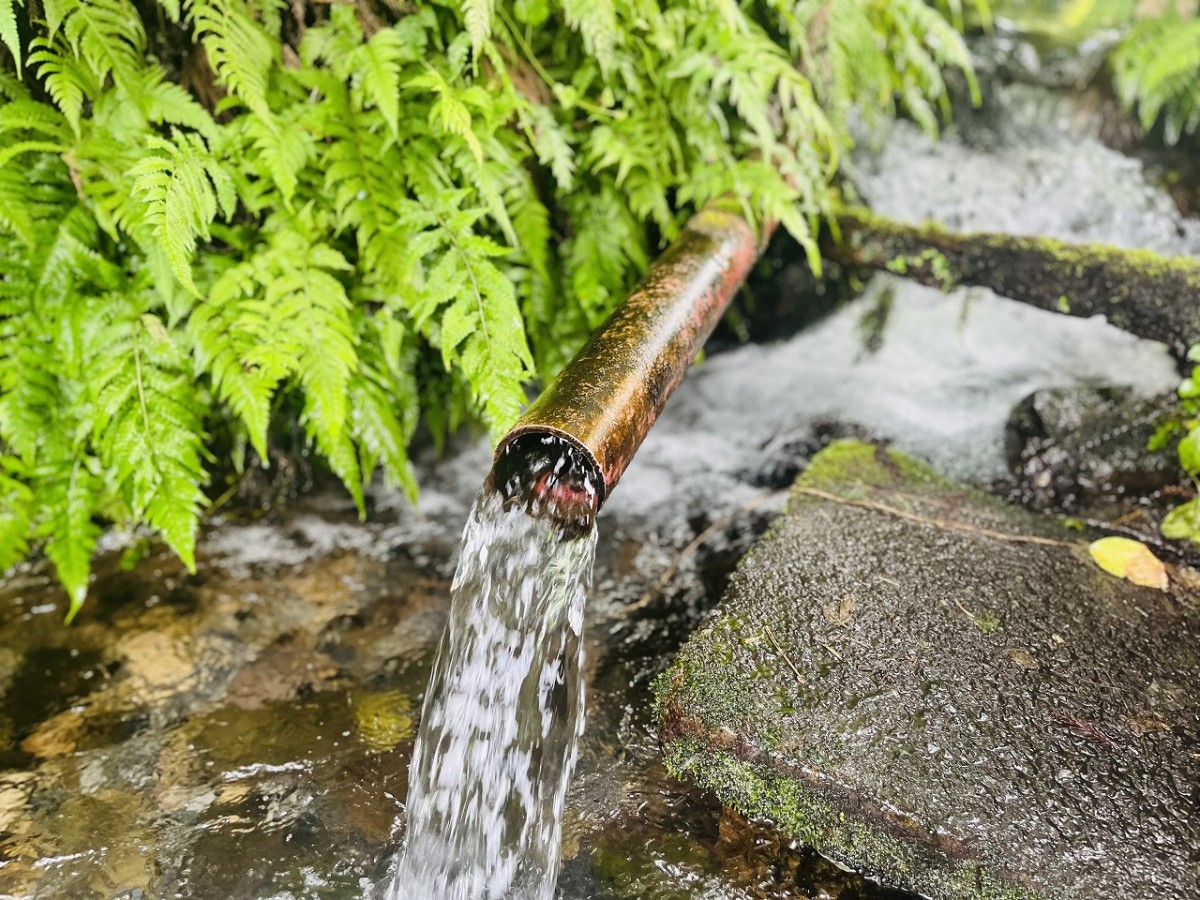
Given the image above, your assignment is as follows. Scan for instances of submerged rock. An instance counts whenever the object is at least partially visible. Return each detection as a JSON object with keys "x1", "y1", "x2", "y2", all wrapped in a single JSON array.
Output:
[
  {"x1": 656, "y1": 441, "x2": 1200, "y2": 900},
  {"x1": 1004, "y1": 386, "x2": 1180, "y2": 512}
]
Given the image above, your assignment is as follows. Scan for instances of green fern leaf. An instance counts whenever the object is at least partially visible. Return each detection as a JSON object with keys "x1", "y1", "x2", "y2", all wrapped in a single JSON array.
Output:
[
  {"x1": 315, "y1": 424, "x2": 365, "y2": 517},
  {"x1": 130, "y1": 132, "x2": 235, "y2": 293},
  {"x1": 348, "y1": 313, "x2": 419, "y2": 501},
  {"x1": 192, "y1": 226, "x2": 357, "y2": 455},
  {"x1": 0, "y1": 70, "x2": 26, "y2": 99},
  {"x1": 0, "y1": 0, "x2": 21, "y2": 75},
  {"x1": 243, "y1": 111, "x2": 313, "y2": 206},
  {"x1": 43, "y1": 0, "x2": 145, "y2": 94},
  {"x1": 39, "y1": 457, "x2": 103, "y2": 622},
  {"x1": 521, "y1": 102, "x2": 575, "y2": 190},
  {"x1": 1113, "y1": 16, "x2": 1200, "y2": 142},
  {"x1": 28, "y1": 38, "x2": 99, "y2": 134},
  {"x1": 461, "y1": 0, "x2": 494, "y2": 57},
  {"x1": 565, "y1": 186, "x2": 646, "y2": 325},
  {"x1": 358, "y1": 26, "x2": 405, "y2": 140},
  {"x1": 561, "y1": 0, "x2": 617, "y2": 74},
  {"x1": 190, "y1": 264, "x2": 278, "y2": 459},
  {"x1": 187, "y1": 0, "x2": 276, "y2": 122},
  {"x1": 0, "y1": 167, "x2": 38, "y2": 246},
  {"x1": 411, "y1": 212, "x2": 532, "y2": 438},
  {"x1": 0, "y1": 96, "x2": 70, "y2": 140},
  {"x1": 90, "y1": 312, "x2": 207, "y2": 572},
  {"x1": 267, "y1": 242, "x2": 357, "y2": 444},
  {"x1": 0, "y1": 458, "x2": 33, "y2": 570},
  {"x1": 135, "y1": 66, "x2": 218, "y2": 139},
  {"x1": 422, "y1": 74, "x2": 485, "y2": 164}
]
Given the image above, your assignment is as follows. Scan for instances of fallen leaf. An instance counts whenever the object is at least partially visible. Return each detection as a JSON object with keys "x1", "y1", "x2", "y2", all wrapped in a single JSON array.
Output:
[
  {"x1": 822, "y1": 593, "x2": 858, "y2": 626},
  {"x1": 1004, "y1": 647, "x2": 1039, "y2": 670},
  {"x1": 1088, "y1": 537, "x2": 1168, "y2": 591}
]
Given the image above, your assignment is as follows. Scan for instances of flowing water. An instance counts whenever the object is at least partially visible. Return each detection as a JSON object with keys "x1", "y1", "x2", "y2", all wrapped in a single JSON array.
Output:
[{"x1": 390, "y1": 439, "x2": 600, "y2": 900}]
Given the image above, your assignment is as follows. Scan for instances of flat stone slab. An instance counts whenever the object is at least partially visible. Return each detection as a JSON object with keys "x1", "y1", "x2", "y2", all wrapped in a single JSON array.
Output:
[{"x1": 656, "y1": 442, "x2": 1199, "y2": 899}]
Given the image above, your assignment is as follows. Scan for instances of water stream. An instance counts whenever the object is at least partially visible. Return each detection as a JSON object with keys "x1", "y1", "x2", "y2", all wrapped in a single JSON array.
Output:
[{"x1": 390, "y1": 440, "x2": 600, "y2": 899}]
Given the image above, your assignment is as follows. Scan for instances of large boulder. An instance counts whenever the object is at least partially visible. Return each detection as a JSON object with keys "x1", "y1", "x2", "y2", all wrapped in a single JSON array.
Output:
[{"x1": 656, "y1": 442, "x2": 1199, "y2": 899}]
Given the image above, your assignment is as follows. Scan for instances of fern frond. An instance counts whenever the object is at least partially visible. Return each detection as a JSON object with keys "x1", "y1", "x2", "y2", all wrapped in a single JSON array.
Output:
[
  {"x1": 189, "y1": 263, "x2": 278, "y2": 459},
  {"x1": 269, "y1": 240, "x2": 357, "y2": 445},
  {"x1": 43, "y1": 0, "x2": 145, "y2": 94},
  {"x1": 461, "y1": 0, "x2": 494, "y2": 58},
  {"x1": 0, "y1": 96, "x2": 70, "y2": 143},
  {"x1": 130, "y1": 132, "x2": 236, "y2": 293},
  {"x1": 406, "y1": 203, "x2": 532, "y2": 437},
  {"x1": 187, "y1": 0, "x2": 276, "y2": 122},
  {"x1": 28, "y1": 37, "x2": 99, "y2": 134},
  {"x1": 410, "y1": 68, "x2": 486, "y2": 163},
  {"x1": 520, "y1": 102, "x2": 575, "y2": 191},
  {"x1": 1113, "y1": 16, "x2": 1200, "y2": 143},
  {"x1": 192, "y1": 223, "x2": 357, "y2": 455},
  {"x1": 561, "y1": 0, "x2": 617, "y2": 74},
  {"x1": 313, "y1": 72, "x2": 409, "y2": 265},
  {"x1": 157, "y1": 0, "x2": 182, "y2": 23},
  {"x1": 301, "y1": 4, "x2": 430, "y2": 144},
  {"x1": 38, "y1": 455, "x2": 103, "y2": 622},
  {"x1": 0, "y1": 0, "x2": 22, "y2": 75},
  {"x1": 0, "y1": 70, "x2": 26, "y2": 99},
  {"x1": 358, "y1": 25, "x2": 405, "y2": 141},
  {"x1": 347, "y1": 312, "x2": 419, "y2": 502},
  {"x1": 241, "y1": 109, "x2": 313, "y2": 207},
  {"x1": 0, "y1": 458, "x2": 33, "y2": 570},
  {"x1": 90, "y1": 310, "x2": 207, "y2": 571},
  {"x1": 565, "y1": 185, "x2": 646, "y2": 326},
  {"x1": 135, "y1": 66, "x2": 219, "y2": 139},
  {"x1": 0, "y1": 167, "x2": 39, "y2": 246}
]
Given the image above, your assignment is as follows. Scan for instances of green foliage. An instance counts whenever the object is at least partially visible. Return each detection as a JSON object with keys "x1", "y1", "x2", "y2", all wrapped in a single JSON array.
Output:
[
  {"x1": 1112, "y1": 12, "x2": 1200, "y2": 144},
  {"x1": 1067, "y1": 1, "x2": 1200, "y2": 144},
  {"x1": 1157, "y1": 345, "x2": 1200, "y2": 545},
  {"x1": 0, "y1": 0, "x2": 977, "y2": 615}
]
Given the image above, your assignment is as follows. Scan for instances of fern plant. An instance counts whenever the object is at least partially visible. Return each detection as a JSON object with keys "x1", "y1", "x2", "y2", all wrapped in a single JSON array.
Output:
[
  {"x1": 1060, "y1": 0, "x2": 1200, "y2": 144},
  {"x1": 0, "y1": 0, "x2": 979, "y2": 618}
]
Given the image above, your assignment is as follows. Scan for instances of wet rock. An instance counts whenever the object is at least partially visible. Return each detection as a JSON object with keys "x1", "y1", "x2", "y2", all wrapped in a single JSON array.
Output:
[
  {"x1": 657, "y1": 442, "x2": 1200, "y2": 900},
  {"x1": 586, "y1": 798, "x2": 912, "y2": 900},
  {"x1": 225, "y1": 636, "x2": 339, "y2": 711},
  {"x1": 1004, "y1": 386, "x2": 1181, "y2": 512}
]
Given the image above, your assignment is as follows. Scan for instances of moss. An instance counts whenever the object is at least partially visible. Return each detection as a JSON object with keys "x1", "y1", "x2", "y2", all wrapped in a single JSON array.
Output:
[
  {"x1": 828, "y1": 206, "x2": 1200, "y2": 360},
  {"x1": 661, "y1": 736, "x2": 1041, "y2": 900},
  {"x1": 793, "y1": 439, "x2": 948, "y2": 497},
  {"x1": 886, "y1": 247, "x2": 954, "y2": 289},
  {"x1": 840, "y1": 204, "x2": 1200, "y2": 284}
]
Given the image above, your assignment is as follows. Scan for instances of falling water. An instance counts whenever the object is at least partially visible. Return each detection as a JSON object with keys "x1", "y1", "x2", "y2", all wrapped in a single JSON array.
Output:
[{"x1": 388, "y1": 438, "x2": 600, "y2": 900}]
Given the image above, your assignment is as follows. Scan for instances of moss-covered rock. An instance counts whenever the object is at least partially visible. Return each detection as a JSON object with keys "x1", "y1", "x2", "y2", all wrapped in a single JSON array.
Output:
[{"x1": 656, "y1": 441, "x2": 1200, "y2": 899}]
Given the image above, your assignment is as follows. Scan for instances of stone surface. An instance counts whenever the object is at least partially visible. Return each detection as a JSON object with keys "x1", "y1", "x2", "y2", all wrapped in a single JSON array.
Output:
[
  {"x1": 1004, "y1": 386, "x2": 1180, "y2": 513},
  {"x1": 657, "y1": 442, "x2": 1200, "y2": 900}
]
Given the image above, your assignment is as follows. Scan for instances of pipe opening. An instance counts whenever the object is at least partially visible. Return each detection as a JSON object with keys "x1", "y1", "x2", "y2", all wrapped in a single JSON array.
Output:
[{"x1": 489, "y1": 432, "x2": 602, "y2": 539}]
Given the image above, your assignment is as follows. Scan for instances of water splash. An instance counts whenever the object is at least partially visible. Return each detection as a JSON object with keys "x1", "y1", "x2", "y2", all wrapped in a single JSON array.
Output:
[{"x1": 388, "y1": 480, "x2": 597, "y2": 900}]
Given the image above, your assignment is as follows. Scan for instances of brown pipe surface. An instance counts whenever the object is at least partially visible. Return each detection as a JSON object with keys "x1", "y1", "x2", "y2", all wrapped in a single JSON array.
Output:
[{"x1": 497, "y1": 202, "x2": 766, "y2": 509}]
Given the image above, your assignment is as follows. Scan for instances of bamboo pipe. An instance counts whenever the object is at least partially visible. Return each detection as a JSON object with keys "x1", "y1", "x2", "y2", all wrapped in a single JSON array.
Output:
[{"x1": 492, "y1": 200, "x2": 769, "y2": 532}]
